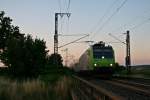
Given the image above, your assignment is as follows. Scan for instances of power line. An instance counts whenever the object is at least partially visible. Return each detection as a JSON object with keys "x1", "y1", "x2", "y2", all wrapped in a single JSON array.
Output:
[
  {"x1": 73, "y1": 41, "x2": 94, "y2": 43},
  {"x1": 90, "y1": 0, "x2": 119, "y2": 33},
  {"x1": 109, "y1": 33, "x2": 126, "y2": 44},
  {"x1": 66, "y1": 0, "x2": 71, "y2": 34},
  {"x1": 58, "y1": 0, "x2": 61, "y2": 13},
  {"x1": 67, "y1": 0, "x2": 71, "y2": 13},
  {"x1": 58, "y1": 0, "x2": 71, "y2": 35},
  {"x1": 130, "y1": 17, "x2": 150, "y2": 30},
  {"x1": 112, "y1": 10, "x2": 150, "y2": 33},
  {"x1": 91, "y1": 0, "x2": 128, "y2": 39},
  {"x1": 58, "y1": 34, "x2": 89, "y2": 48},
  {"x1": 59, "y1": 33, "x2": 89, "y2": 36},
  {"x1": 96, "y1": 0, "x2": 128, "y2": 33},
  {"x1": 61, "y1": 0, "x2": 71, "y2": 13}
]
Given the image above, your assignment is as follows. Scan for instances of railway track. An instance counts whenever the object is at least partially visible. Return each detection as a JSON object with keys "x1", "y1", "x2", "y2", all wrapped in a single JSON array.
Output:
[
  {"x1": 113, "y1": 75, "x2": 150, "y2": 85},
  {"x1": 72, "y1": 77, "x2": 150, "y2": 100},
  {"x1": 88, "y1": 77, "x2": 150, "y2": 100},
  {"x1": 72, "y1": 75, "x2": 124, "y2": 100},
  {"x1": 112, "y1": 78, "x2": 150, "y2": 91}
]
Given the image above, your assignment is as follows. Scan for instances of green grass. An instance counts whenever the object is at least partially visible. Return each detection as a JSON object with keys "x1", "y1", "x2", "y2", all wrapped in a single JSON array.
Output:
[{"x1": 114, "y1": 66, "x2": 150, "y2": 78}]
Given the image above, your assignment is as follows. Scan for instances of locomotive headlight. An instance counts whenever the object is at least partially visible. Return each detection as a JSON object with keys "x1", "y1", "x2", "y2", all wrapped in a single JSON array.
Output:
[
  {"x1": 110, "y1": 64, "x2": 113, "y2": 66},
  {"x1": 102, "y1": 56, "x2": 105, "y2": 59},
  {"x1": 94, "y1": 63, "x2": 97, "y2": 66}
]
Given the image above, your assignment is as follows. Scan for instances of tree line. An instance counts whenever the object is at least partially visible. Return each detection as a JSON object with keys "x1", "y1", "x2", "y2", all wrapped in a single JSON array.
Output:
[{"x1": 0, "y1": 11, "x2": 63, "y2": 77}]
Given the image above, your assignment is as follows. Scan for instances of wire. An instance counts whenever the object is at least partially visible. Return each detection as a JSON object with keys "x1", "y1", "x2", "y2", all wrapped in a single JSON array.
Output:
[
  {"x1": 112, "y1": 10, "x2": 150, "y2": 33},
  {"x1": 72, "y1": 41, "x2": 94, "y2": 43},
  {"x1": 130, "y1": 17, "x2": 150, "y2": 30},
  {"x1": 109, "y1": 33, "x2": 126, "y2": 44},
  {"x1": 67, "y1": 0, "x2": 71, "y2": 13},
  {"x1": 91, "y1": 0, "x2": 128, "y2": 39},
  {"x1": 59, "y1": 0, "x2": 71, "y2": 35},
  {"x1": 66, "y1": 0, "x2": 71, "y2": 34},
  {"x1": 96, "y1": 0, "x2": 128, "y2": 33},
  {"x1": 106, "y1": 41, "x2": 123, "y2": 44},
  {"x1": 60, "y1": 16, "x2": 65, "y2": 34},
  {"x1": 59, "y1": 34, "x2": 89, "y2": 36},
  {"x1": 58, "y1": 0, "x2": 64, "y2": 35},
  {"x1": 90, "y1": 0, "x2": 119, "y2": 33},
  {"x1": 58, "y1": 0, "x2": 61, "y2": 13},
  {"x1": 58, "y1": 34, "x2": 89, "y2": 48},
  {"x1": 62, "y1": 0, "x2": 71, "y2": 13}
]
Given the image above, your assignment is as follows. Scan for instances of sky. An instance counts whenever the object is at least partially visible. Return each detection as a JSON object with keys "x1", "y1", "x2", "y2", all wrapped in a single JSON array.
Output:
[{"x1": 0, "y1": 0, "x2": 150, "y2": 66}]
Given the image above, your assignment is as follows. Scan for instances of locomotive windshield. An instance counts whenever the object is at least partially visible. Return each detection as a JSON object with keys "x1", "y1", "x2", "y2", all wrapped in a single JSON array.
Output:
[{"x1": 93, "y1": 45, "x2": 114, "y2": 59}]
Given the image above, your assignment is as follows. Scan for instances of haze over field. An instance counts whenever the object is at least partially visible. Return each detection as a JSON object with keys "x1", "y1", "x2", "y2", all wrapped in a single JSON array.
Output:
[{"x1": 0, "y1": 0, "x2": 150, "y2": 66}]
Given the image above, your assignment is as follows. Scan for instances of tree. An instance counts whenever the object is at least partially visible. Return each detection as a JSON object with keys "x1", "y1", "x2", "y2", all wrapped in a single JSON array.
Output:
[
  {"x1": 46, "y1": 53, "x2": 63, "y2": 67},
  {"x1": 0, "y1": 11, "x2": 23, "y2": 62},
  {"x1": 0, "y1": 11, "x2": 12, "y2": 50},
  {"x1": 2, "y1": 34, "x2": 48, "y2": 77},
  {"x1": 0, "y1": 11, "x2": 23, "y2": 50},
  {"x1": 0, "y1": 11, "x2": 48, "y2": 77}
]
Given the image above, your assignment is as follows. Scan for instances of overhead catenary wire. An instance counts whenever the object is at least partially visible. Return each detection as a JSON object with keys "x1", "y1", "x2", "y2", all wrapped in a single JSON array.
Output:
[
  {"x1": 91, "y1": 0, "x2": 128, "y2": 40},
  {"x1": 109, "y1": 33, "x2": 126, "y2": 44},
  {"x1": 58, "y1": 34, "x2": 89, "y2": 48},
  {"x1": 112, "y1": 10, "x2": 150, "y2": 33},
  {"x1": 72, "y1": 41, "x2": 95, "y2": 43},
  {"x1": 66, "y1": 0, "x2": 71, "y2": 32},
  {"x1": 111, "y1": 16, "x2": 150, "y2": 35},
  {"x1": 59, "y1": 33, "x2": 88, "y2": 36},
  {"x1": 96, "y1": 0, "x2": 128, "y2": 33},
  {"x1": 58, "y1": 0, "x2": 61, "y2": 13},
  {"x1": 58, "y1": 0, "x2": 71, "y2": 36},
  {"x1": 58, "y1": 0, "x2": 70, "y2": 13},
  {"x1": 129, "y1": 17, "x2": 150, "y2": 30},
  {"x1": 58, "y1": 0, "x2": 64, "y2": 34},
  {"x1": 67, "y1": 0, "x2": 71, "y2": 13},
  {"x1": 66, "y1": 0, "x2": 71, "y2": 34},
  {"x1": 90, "y1": 0, "x2": 119, "y2": 33}
]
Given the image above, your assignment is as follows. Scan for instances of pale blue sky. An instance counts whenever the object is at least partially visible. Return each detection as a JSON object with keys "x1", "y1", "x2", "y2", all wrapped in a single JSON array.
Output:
[{"x1": 0, "y1": 0, "x2": 150, "y2": 65}]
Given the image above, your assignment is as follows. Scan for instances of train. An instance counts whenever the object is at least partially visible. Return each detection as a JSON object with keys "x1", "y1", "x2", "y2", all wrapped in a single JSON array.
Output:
[{"x1": 77, "y1": 41, "x2": 116, "y2": 76}]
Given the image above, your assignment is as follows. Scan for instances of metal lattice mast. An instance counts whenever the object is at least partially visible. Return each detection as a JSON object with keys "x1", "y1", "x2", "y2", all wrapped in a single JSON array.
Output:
[
  {"x1": 109, "y1": 30, "x2": 131, "y2": 72},
  {"x1": 125, "y1": 30, "x2": 131, "y2": 72},
  {"x1": 54, "y1": 13, "x2": 71, "y2": 54},
  {"x1": 54, "y1": 13, "x2": 58, "y2": 54}
]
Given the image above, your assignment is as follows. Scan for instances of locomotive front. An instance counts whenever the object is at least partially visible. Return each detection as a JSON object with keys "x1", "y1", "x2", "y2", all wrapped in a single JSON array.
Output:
[{"x1": 91, "y1": 41, "x2": 115, "y2": 73}]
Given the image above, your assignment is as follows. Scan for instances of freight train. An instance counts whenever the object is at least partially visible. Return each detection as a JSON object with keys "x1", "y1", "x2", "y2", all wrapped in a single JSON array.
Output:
[{"x1": 77, "y1": 41, "x2": 116, "y2": 76}]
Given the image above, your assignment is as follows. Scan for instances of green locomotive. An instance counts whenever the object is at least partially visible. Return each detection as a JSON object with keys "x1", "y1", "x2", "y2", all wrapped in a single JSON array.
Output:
[{"x1": 78, "y1": 41, "x2": 115, "y2": 75}]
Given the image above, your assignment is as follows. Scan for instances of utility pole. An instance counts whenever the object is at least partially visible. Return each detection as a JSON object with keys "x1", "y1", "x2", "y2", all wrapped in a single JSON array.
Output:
[
  {"x1": 109, "y1": 30, "x2": 131, "y2": 72},
  {"x1": 54, "y1": 13, "x2": 71, "y2": 65},
  {"x1": 125, "y1": 30, "x2": 131, "y2": 72},
  {"x1": 54, "y1": 13, "x2": 71, "y2": 54}
]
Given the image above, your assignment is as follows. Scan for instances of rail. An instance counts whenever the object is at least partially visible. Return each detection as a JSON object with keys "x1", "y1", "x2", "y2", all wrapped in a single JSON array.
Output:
[{"x1": 71, "y1": 75, "x2": 124, "y2": 100}]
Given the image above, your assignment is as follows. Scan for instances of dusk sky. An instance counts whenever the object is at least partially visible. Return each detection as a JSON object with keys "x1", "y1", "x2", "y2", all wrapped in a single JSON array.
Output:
[{"x1": 0, "y1": 0, "x2": 150, "y2": 66}]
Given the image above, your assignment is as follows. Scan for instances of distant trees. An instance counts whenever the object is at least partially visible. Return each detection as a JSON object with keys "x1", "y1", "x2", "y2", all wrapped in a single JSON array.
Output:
[
  {"x1": 46, "y1": 53, "x2": 63, "y2": 67},
  {"x1": 0, "y1": 11, "x2": 64, "y2": 77}
]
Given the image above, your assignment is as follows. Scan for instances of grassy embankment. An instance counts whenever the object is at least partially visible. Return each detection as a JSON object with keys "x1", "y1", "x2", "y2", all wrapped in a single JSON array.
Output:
[
  {"x1": 115, "y1": 65, "x2": 150, "y2": 78},
  {"x1": 0, "y1": 66, "x2": 74, "y2": 100}
]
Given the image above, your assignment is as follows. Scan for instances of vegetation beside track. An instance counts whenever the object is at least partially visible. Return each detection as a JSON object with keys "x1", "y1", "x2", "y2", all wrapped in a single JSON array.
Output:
[
  {"x1": 0, "y1": 66, "x2": 74, "y2": 100},
  {"x1": 114, "y1": 65, "x2": 150, "y2": 78}
]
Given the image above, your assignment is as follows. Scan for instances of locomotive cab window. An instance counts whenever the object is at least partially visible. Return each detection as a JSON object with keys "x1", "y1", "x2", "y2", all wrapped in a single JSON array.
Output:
[{"x1": 93, "y1": 43, "x2": 114, "y2": 59}]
